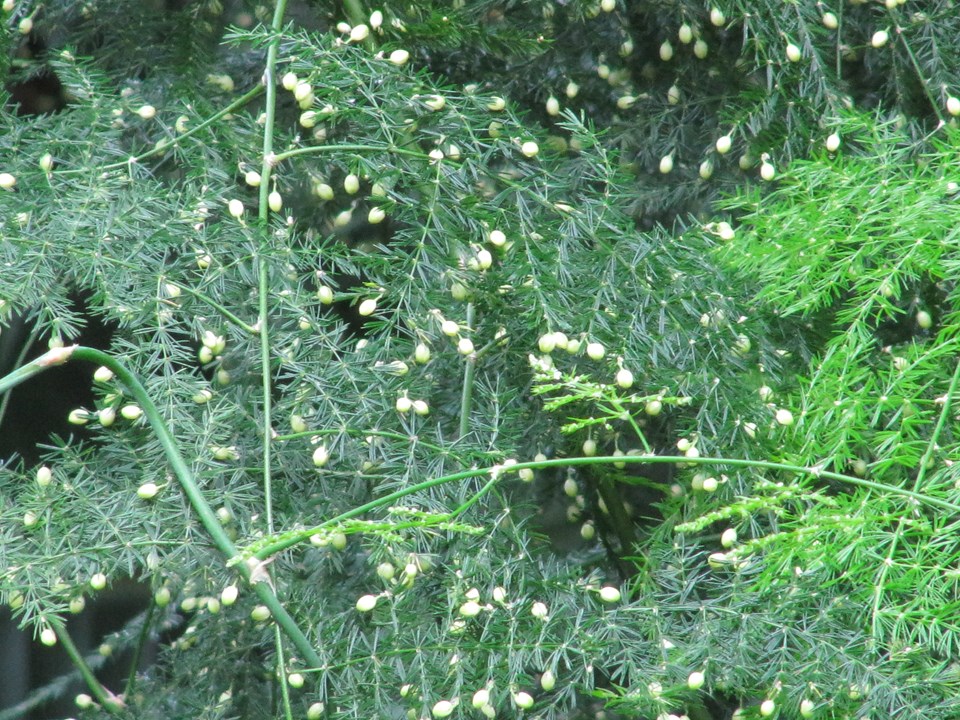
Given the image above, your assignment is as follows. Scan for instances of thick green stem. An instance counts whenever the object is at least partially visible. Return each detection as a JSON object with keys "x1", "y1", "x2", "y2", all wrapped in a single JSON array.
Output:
[
  {"x1": 247, "y1": 451, "x2": 960, "y2": 560},
  {"x1": 49, "y1": 617, "x2": 121, "y2": 713},
  {"x1": 124, "y1": 599, "x2": 155, "y2": 698},
  {"x1": 459, "y1": 303, "x2": 477, "y2": 439},
  {"x1": 1, "y1": 346, "x2": 321, "y2": 668}
]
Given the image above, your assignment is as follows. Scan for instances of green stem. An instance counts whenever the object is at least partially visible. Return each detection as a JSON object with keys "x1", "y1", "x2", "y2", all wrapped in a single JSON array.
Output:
[
  {"x1": 869, "y1": 358, "x2": 960, "y2": 637},
  {"x1": 0, "y1": 346, "x2": 321, "y2": 668},
  {"x1": 49, "y1": 617, "x2": 120, "y2": 713},
  {"x1": 124, "y1": 599, "x2": 155, "y2": 698},
  {"x1": 57, "y1": 86, "x2": 265, "y2": 176},
  {"x1": 275, "y1": 625, "x2": 295, "y2": 720},
  {"x1": 459, "y1": 302, "x2": 477, "y2": 439},
  {"x1": 256, "y1": 0, "x2": 289, "y2": 536},
  {"x1": 276, "y1": 427, "x2": 450, "y2": 454},
  {"x1": 167, "y1": 282, "x2": 259, "y2": 335},
  {"x1": 272, "y1": 143, "x2": 426, "y2": 165},
  {"x1": 247, "y1": 451, "x2": 960, "y2": 560},
  {"x1": 0, "y1": 324, "x2": 40, "y2": 430}
]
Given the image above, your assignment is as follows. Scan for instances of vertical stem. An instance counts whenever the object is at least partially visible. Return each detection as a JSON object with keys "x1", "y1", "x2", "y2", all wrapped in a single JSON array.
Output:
[
  {"x1": 459, "y1": 302, "x2": 477, "y2": 439},
  {"x1": 260, "y1": 0, "x2": 294, "y2": 703},
  {"x1": 123, "y1": 598, "x2": 156, "y2": 697},
  {"x1": 0, "y1": 325, "x2": 40, "y2": 430},
  {"x1": 49, "y1": 617, "x2": 120, "y2": 713},
  {"x1": 257, "y1": 0, "x2": 290, "y2": 535},
  {"x1": 275, "y1": 625, "x2": 295, "y2": 720}
]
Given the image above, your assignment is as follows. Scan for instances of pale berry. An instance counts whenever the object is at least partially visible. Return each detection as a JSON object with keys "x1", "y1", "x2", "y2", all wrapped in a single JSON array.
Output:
[
  {"x1": 694, "y1": 38, "x2": 709, "y2": 58},
  {"x1": 799, "y1": 699, "x2": 815, "y2": 717},
  {"x1": 412, "y1": 400, "x2": 429, "y2": 416},
  {"x1": 389, "y1": 49, "x2": 410, "y2": 65},
  {"x1": 582, "y1": 439, "x2": 597, "y2": 456},
  {"x1": 871, "y1": 30, "x2": 889, "y2": 48},
  {"x1": 136, "y1": 104, "x2": 156, "y2": 120},
  {"x1": 221, "y1": 585, "x2": 239, "y2": 606},
  {"x1": 294, "y1": 82, "x2": 312, "y2": 102},
  {"x1": 475, "y1": 248, "x2": 493, "y2": 269},
  {"x1": 368, "y1": 207, "x2": 386, "y2": 224},
  {"x1": 599, "y1": 586, "x2": 621, "y2": 603},
  {"x1": 709, "y1": 7, "x2": 725, "y2": 26},
  {"x1": 616, "y1": 368, "x2": 634, "y2": 389},
  {"x1": 36, "y1": 465, "x2": 53, "y2": 487},
  {"x1": 659, "y1": 154, "x2": 674, "y2": 174},
  {"x1": 521, "y1": 141, "x2": 539, "y2": 157},
  {"x1": 350, "y1": 24, "x2": 369, "y2": 42},
  {"x1": 344, "y1": 174, "x2": 360, "y2": 194},
  {"x1": 358, "y1": 298, "x2": 377, "y2": 316},
  {"x1": 687, "y1": 671, "x2": 705, "y2": 690},
  {"x1": 356, "y1": 594, "x2": 378, "y2": 612},
  {"x1": 822, "y1": 12, "x2": 838, "y2": 29},
  {"x1": 678, "y1": 23, "x2": 693, "y2": 44},
  {"x1": 659, "y1": 40, "x2": 674, "y2": 61},
  {"x1": 538, "y1": 333, "x2": 556, "y2": 353},
  {"x1": 715, "y1": 135, "x2": 732, "y2": 154},
  {"x1": 90, "y1": 572, "x2": 108, "y2": 590},
  {"x1": 759, "y1": 700, "x2": 775, "y2": 717},
  {"x1": 775, "y1": 408, "x2": 794, "y2": 426},
  {"x1": 414, "y1": 343, "x2": 431, "y2": 364},
  {"x1": 288, "y1": 672, "x2": 305, "y2": 688},
  {"x1": 121, "y1": 404, "x2": 143, "y2": 420},
  {"x1": 513, "y1": 692, "x2": 534, "y2": 709},
  {"x1": 312, "y1": 445, "x2": 330, "y2": 467},
  {"x1": 250, "y1": 605, "x2": 271, "y2": 621},
  {"x1": 546, "y1": 96, "x2": 560, "y2": 116},
  {"x1": 459, "y1": 600, "x2": 482, "y2": 617},
  {"x1": 785, "y1": 42, "x2": 801, "y2": 62},
  {"x1": 825, "y1": 133, "x2": 841, "y2": 152},
  {"x1": 137, "y1": 482, "x2": 159, "y2": 500},
  {"x1": 0, "y1": 172, "x2": 16, "y2": 189},
  {"x1": 432, "y1": 701, "x2": 455, "y2": 718},
  {"x1": 268, "y1": 191, "x2": 283, "y2": 213},
  {"x1": 948, "y1": 96, "x2": 960, "y2": 116},
  {"x1": 721, "y1": 528, "x2": 737, "y2": 547},
  {"x1": 40, "y1": 627, "x2": 57, "y2": 646},
  {"x1": 228, "y1": 199, "x2": 244, "y2": 218},
  {"x1": 586, "y1": 342, "x2": 605, "y2": 360}
]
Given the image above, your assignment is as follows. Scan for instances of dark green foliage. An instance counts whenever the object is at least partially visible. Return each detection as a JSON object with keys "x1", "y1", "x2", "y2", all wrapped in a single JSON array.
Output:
[{"x1": 1, "y1": 2, "x2": 960, "y2": 720}]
